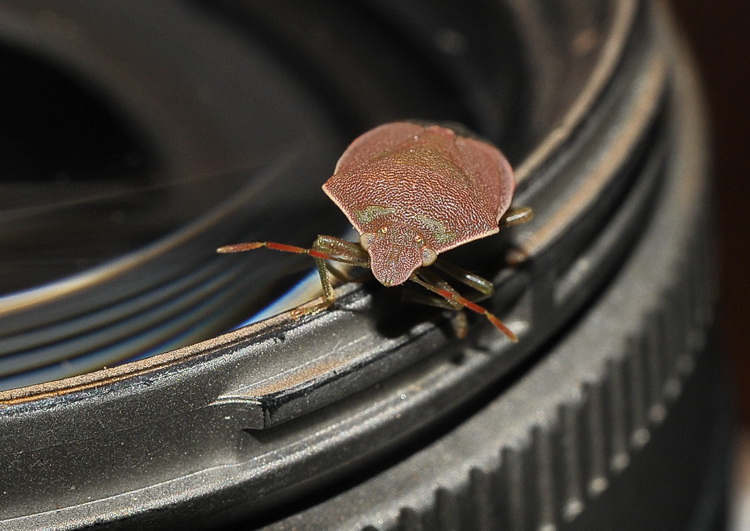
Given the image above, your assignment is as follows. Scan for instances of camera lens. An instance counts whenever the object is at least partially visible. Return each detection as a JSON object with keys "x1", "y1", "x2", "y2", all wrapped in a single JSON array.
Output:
[{"x1": 0, "y1": 1, "x2": 729, "y2": 529}]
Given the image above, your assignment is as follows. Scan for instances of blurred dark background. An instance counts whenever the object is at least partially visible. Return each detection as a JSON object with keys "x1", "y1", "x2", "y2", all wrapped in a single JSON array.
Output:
[
  {"x1": 670, "y1": 1, "x2": 750, "y2": 428},
  {"x1": 670, "y1": 2, "x2": 750, "y2": 524}
]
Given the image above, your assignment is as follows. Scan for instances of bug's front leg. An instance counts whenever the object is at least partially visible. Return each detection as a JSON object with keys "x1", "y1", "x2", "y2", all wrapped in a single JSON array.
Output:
[{"x1": 217, "y1": 235, "x2": 369, "y2": 318}]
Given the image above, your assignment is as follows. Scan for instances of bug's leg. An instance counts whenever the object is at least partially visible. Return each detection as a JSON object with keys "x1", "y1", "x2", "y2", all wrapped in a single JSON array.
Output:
[
  {"x1": 498, "y1": 206, "x2": 534, "y2": 266},
  {"x1": 500, "y1": 206, "x2": 534, "y2": 227},
  {"x1": 217, "y1": 235, "x2": 370, "y2": 317},
  {"x1": 216, "y1": 236, "x2": 369, "y2": 267},
  {"x1": 433, "y1": 258, "x2": 494, "y2": 297},
  {"x1": 410, "y1": 270, "x2": 518, "y2": 342},
  {"x1": 309, "y1": 254, "x2": 335, "y2": 313},
  {"x1": 303, "y1": 236, "x2": 371, "y2": 316},
  {"x1": 405, "y1": 290, "x2": 470, "y2": 338},
  {"x1": 405, "y1": 268, "x2": 469, "y2": 337},
  {"x1": 311, "y1": 235, "x2": 370, "y2": 266},
  {"x1": 406, "y1": 268, "x2": 464, "y2": 309}
]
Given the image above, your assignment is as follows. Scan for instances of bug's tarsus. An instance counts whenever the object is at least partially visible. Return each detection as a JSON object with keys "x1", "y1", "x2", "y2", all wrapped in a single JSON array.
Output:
[
  {"x1": 500, "y1": 206, "x2": 534, "y2": 227},
  {"x1": 497, "y1": 206, "x2": 534, "y2": 267},
  {"x1": 451, "y1": 311, "x2": 470, "y2": 339}
]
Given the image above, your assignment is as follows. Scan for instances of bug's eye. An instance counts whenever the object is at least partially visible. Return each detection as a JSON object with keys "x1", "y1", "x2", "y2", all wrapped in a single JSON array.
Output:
[
  {"x1": 421, "y1": 247, "x2": 437, "y2": 267},
  {"x1": 360, "y1": 233, "x2": 376, "y2": 250},
  {"x1": 378, "y1": 226, "x2": 388, "y2": 234},
  {"x1": 414, "y1": 235, "x2": 424, "y2": 244}
]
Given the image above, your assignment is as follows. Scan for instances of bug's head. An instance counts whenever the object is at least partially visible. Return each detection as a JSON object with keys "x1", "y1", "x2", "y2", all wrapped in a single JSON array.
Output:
[{"x1": 360, "y1": 224, "x2": 437, "y2": 287}]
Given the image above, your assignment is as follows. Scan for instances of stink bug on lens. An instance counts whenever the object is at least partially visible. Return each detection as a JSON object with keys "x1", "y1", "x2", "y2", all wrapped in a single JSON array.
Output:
[{"x1": 218, "y1": 122, "x2": 532, "y2": 340}]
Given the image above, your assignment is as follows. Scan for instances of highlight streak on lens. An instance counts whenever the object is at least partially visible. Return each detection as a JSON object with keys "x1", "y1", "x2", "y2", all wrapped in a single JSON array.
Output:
[
  {"x1": 232, "y1": 270, "x2": 322, "y2": 329},
  {"x1": 0, "y1": 268, "x2": 291, "y2": 390}
]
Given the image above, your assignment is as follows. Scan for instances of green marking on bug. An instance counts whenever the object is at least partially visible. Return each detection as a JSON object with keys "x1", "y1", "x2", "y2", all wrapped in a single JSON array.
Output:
[
  {"x1": 356, "y1": 205, "x2": 397, "y2": 224},
  {"x1": 417, "y1": 214, "x2": 456, "y2": 244}
]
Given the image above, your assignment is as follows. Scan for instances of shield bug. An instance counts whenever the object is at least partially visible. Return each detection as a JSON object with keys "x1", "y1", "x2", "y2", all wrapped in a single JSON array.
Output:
[{"x1": 218, "y1": 122, "x2": 532, "y2": 340}]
